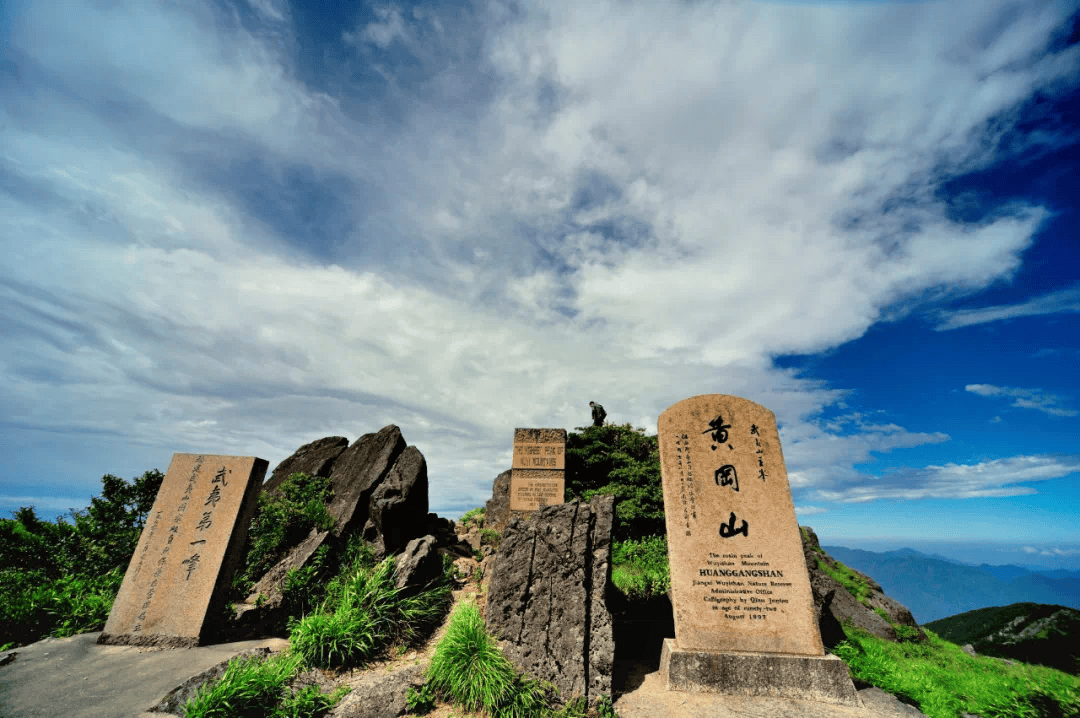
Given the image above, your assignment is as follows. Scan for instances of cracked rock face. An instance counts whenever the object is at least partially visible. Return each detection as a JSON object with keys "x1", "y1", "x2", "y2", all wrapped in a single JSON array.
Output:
[{"x1": 484, "y1": 495, "x2": 615, "y2": 705}]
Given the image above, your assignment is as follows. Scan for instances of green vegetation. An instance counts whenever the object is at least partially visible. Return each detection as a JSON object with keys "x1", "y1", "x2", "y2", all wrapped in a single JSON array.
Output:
[
  {"x1": 232, "y1": 472, "x2": 335, "y2": 598},
  {"x1": 835, "y1": 627, "x2": 1080, "y2": 718},
  {"x1": 611, "y1": 535, "x2": 670, "y2": 600},
  {"x1": 0, "y1": 469, "x2": 164, "y2": 649},
  {"x1": 817, "y1": 557, "x2": 872, "y2": 605},
  {"x1": 926, "y1": 603, "x2": 1080, "y2": 675},
  {"x1": 458, "y1": 506, "x2": 486, "y2": 531},
  {"x1": 566, "y1": 424, "x2": 664, "y2": 542},
  {"x1": 182, "y1": 651, "x2": 349, "y2": 718},
  {"x1": 288, "y1": 542, "x2": 450, "y2": 670}
]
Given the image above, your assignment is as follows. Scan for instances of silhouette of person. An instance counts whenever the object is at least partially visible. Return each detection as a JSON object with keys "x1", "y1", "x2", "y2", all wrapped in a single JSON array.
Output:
[{"x1": 589, "y1": 401, "x2": 606, "y2": 427}]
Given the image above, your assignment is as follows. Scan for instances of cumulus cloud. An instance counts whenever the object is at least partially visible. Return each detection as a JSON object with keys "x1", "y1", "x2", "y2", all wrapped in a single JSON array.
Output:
[
  {"x1": 936, "y1": 285, "x2": 1080, "y2": 330},
  {"x1": 810, "y1": 455, "x2": 1080, "y2": 503},
  {"x1": 966, "y1": 384, "x2": 1077, "y2": 416},
  {"x1": 1, "y1": 0, "x2": 1078, "y2": 515}
]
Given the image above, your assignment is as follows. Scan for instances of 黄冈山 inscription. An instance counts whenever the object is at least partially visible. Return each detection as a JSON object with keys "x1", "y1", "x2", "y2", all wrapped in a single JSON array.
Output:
[
  {"x1": 509, "y1": 428, "x2": 566, "y2": 512},
  {"x1": 98, "y1": 454, "x2": 266, "y2": 648},
  {"x1": 659, "y1": 395, "x2": 822, "y2": 655}
]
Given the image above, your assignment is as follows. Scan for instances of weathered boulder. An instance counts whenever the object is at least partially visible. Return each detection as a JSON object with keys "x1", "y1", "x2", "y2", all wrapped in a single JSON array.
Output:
[
  {"x1": 394, "y1": 535, "x2": 444, "y2": 597},
  {"x1": 483, "y1": 470, "x2": 512, "y2": 532},
  {"x1": 801, "y1": 526, "x2": 926, "y2": 645},
  {"x1": 233, "y1": 427, "x2": 431, "y2": 634},
  {"x1": 363, "y1": 446, "x2": 429, "y2": 558},
  {"x1": 327, "y1": 426, "x2": 407, "y2": 537},
  {"x1": 328, "y1": 663, "x2": 426, "y2": 718},
  {"x1": 485, "y1": 496, "x2": 615, "y2": 705},
  {"x1": 262, "y1": 437, "x2": 349, "y2": 495}
]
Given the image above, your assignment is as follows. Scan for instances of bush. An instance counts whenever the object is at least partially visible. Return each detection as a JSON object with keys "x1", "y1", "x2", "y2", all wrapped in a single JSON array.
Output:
[
  {"x1": 611, "y1": 536, "x2": 670, "y2": 600},
  {"x1": 566, "y1": 424, "x2": 664, "y2": 542},
  {"x1": 233, "y1": 472, "x2": 335, "y2": 597},
  {"x1": 0, "y1": 470, "x2": 164, "y2": 648}
]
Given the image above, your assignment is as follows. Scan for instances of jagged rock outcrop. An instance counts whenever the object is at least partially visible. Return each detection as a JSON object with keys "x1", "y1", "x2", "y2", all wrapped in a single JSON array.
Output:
[
  {"x1": 483, "y1": 469, "x2": 512, "y2": 532},
  {"x1": 485, "y1": 496, "x2": 615, "y2": 705},
  {"x1": 801, "y1": 526, "x2": 926, "y2": 646},
  {"x1": 261, "y1": 437, "x2": 349, "y2": 495},
  {"x1": 233, "y1": 426, "x2": 431, "y2": 633},
  {"x1": 363, "y1": 446, "x2": 429, "y2": 558},
  {"x1": 394, "y1": 535, "x2": 444, "y2": 597}
]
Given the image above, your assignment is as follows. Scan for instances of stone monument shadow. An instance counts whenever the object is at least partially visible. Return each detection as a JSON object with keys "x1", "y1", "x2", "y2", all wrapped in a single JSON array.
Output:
[{"x1": 611, "y1": 593, "x2": 676, "y2": 694}]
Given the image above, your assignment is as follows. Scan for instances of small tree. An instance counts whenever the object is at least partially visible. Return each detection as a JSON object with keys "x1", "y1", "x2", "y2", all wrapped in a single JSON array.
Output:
[{"x1": 566, "y1": 423, "x2": 665, "y2": 542}]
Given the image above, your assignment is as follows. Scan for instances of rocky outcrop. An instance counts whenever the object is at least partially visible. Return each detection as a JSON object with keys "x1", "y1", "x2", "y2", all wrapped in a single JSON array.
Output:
[
  {"x1": 363, "y1": 446, "x2": 429, "y2": 558},
  {"x1": 394, "y1": 535, "x2": 444, "y2": 597},
  {"x1": 483, "y1": 470, "x2": 512, "y2": 532},
  {"x1": 328, "y1": 663, "x2": 426, "y2": 718},
  {"x1": 801, "y1": 526, "x2": 926, "y2": 646},
  {"x1": 261, "y1": 437, "x2": 349, "y2": 495},
  {"x1": 233, "y1": 426, "x2": 430, "y2": 633},
  {"x1": 485, "y1": 496, "x2": 615, "y2": 705}
]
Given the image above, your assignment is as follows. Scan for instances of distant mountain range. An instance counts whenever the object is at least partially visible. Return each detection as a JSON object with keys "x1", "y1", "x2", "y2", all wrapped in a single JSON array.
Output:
[
  {"x1": 822, "y1": 545, "x2": 1080, "y2": 624},
  {"x1": 926, "y1": 603, "x2": 1080, "y2": 675}
]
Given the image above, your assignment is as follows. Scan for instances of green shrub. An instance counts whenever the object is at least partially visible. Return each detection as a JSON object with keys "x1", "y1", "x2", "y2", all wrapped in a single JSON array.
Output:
[
  {"x1": 611, "y1": 536, "x2": 670, "y2": 600},
  {"x1": 234, "y1": 472, "x2": 335, "y2": 597},
  {"x1": 427, "y1": 601, "x2": 517, "y2": 714},
  {"x1": 479, "y1": 527, "x2": 501, "y2": 549},
  {"x1": 459, "y1": 506, "x2": 485, "y2": 530},
  {"x1": 566, "y1": 424, "x2": 664, "y2": 542},
  {"x1": 406, "y1": 683, "x2": 437, "y2": 715}
]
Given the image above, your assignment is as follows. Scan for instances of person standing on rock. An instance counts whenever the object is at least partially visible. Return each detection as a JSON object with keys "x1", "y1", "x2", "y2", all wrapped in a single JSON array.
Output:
[{"x1": 589, "y1": 401, "x2": 607, "y2": 427}]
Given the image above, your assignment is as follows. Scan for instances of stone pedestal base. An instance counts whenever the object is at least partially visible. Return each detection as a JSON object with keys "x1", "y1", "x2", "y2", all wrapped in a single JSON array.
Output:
[{"x1": 660, "y1": 639, "x2": 862, "y2": 707}]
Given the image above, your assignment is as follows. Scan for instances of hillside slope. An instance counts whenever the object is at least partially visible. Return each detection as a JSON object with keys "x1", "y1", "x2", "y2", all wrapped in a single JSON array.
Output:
[{"x1": 925, "y1": 603, "x2": 1080, "y2": 675}]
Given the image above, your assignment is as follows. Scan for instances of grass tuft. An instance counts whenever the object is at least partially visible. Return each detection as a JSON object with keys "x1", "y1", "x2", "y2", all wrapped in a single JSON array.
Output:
[
  {"x1": 427, "y1": 601, "x2": 517, "y2": 714},
  {"x1": 611, "y1": 536, "x2": 670, "y2": 600}
]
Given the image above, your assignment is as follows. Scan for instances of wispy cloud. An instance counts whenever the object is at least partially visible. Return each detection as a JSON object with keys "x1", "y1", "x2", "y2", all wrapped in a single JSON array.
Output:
[
  {"x1": 811, "y1": 455, "x2": 1080, "y2": 503},
  {"x1": 795, "y1": 505, "x2": 828, "y2": 517},
  {"x1": 936, "y1": 285, "x2": 1080, "y2": 331},
  {"x1": 966, "y1": 384, "x2": 1077, "y2": 416},
  {"x1": 1, "y1": 0, "x2": 1077, "y2": 514},
  {"x1": 1022, "y1": 545, "x2": 1080, "y2": 557}
]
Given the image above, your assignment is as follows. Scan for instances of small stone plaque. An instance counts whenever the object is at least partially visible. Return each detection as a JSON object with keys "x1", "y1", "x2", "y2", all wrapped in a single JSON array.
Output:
[
  {"x1": 509, "y1": 428, "x2": 567, "y2": 512},
  {"x1": 99, "y1": 454, "x2": 266, "y2": 647},
  {"x1": 658, "y1": 395, "x2": 823, "y2": 656},
  {"x1": 512, "y1": 443, "x2": 566, "y2": 470}
]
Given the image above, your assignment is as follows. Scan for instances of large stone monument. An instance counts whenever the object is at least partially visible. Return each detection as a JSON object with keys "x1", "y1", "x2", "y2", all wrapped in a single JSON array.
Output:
[
  {"x1": 99, "y1": 454, "x2": 267, "y2": 648},
  {"x1": 657, "y1": 395, "x2": 859, "y2": 705},
  {"x1": 509, "y1": 428, "x2": 566, "y2": 511}
]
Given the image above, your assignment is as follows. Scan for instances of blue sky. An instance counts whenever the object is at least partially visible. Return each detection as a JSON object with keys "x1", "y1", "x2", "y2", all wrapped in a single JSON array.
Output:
[{"x1": 2, "y1": 0, "x2": 1078, "y2": 569}]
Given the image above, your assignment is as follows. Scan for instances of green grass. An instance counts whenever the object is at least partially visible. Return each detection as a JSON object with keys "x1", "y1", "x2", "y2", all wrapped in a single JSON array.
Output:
[
  {"x1": 288, "y1": 547, "x2": 450, "y2": 670},
  {"x1": 183, "y1": 652, "x2": 348, "y2": 718},
  {"x1": 834, "y1": 627, "x2": 1080, "y2": 718},
  {"x1": 817, "y1": 557, "x2": 872, "y2": 605},
  {"x1": 427, "y1": 601, "x2": 518, "y2": 715},
  {"x1": 611, "y1": 535, "x2": 670, "y2": 600}
]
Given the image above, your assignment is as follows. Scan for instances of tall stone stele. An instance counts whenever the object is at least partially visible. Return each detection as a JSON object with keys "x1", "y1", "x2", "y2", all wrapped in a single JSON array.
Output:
[
  {"x1": 99, "y1": 454, "x2": 267, "y2": 648},
  {"x1": 657, "y1": 395, "x2": 860, "y2": 705}
]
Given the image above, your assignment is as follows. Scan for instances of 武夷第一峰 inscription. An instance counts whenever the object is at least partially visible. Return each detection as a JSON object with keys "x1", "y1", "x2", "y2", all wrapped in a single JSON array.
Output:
[
  {"x1": 658, "y1": 395, "x2": 823, "y2": 656},
  {"x1": 99, "y1": 454, "x2": 266, "y2": 648}
]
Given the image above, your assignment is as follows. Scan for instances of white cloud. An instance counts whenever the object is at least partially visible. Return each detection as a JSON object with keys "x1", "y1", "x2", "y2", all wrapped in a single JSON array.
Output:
[
  {"x1": 795, "y1": 505, "x2": 828, "y2": 517},
  {"x1": 1, "y1": 0, "x2": 1077, "y2": 516},
  {"x1": 811, "y1": 455, "x2": 1080, "y2": 503},
  {"x1": 966, "y1": 384, "x2": 1077, "y2": 416},
  {"x1": 1022, "y1": 546, "x2": 1080, "y2": 557},
  {"x1": 937, "y1": 285, "x2": 1080, "y2": 330}
]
